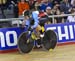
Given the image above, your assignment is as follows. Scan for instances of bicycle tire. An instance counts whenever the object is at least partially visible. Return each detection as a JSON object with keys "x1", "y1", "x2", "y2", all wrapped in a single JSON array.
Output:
[
  {"x1": 42, "y1": 30, "x2": 57, "y2": 50},
  {"x1": 17, "y1": 32, "x2": 34, "y2": 54}
]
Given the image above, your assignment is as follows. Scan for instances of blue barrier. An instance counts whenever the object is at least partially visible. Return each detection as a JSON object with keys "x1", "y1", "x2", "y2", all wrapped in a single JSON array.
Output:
[
  {"x1": 0, "y1": 22, "x2": 75, "y2": 52},
  {"x1": 45, "y1": 22, "x2": 75, "y2": 43},
  {"x1": 0, "y1": 27, "x2": 27, "y2": 51}
]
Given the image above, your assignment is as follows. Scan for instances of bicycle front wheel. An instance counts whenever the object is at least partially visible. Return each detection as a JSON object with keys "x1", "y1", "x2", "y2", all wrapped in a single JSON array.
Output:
[{"x1": 17, "y1": 32, "x2": 34, "y2": 54}]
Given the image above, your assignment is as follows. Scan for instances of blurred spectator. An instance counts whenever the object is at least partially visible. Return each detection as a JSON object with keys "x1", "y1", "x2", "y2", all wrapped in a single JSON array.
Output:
[
  {"x1": 10, "y1": 0, "x2": 18, "y2": 18},
  {"x1": 38, "y1": 6, "x2": 53, "y2": 25},
  {"x1": 60, "y1": 0, "x2": 71, "y2": 14},
  {"x1": 52, "y1": 4, "x2": 64, "y2": 23},
  {"x1": 4, "y1": 0, "x2": 18, "y2": 18},
  {"x1": 39, "y1": 0, "x2": 53, "y2": 12},
  {"x1": 68, "y1": 0, "x2": 71, "y2": 2},
  {"x1": 71, "y1": 0, "x2": 75, "y2": 7},
  {"x1": 29, "y1": 1, "x2": 40, "y2": 10},
  {"x1": 52, "y1": 3, "x2": 60, "y2": 14},
  {"x1": 71, "y1": 0, "x2": 74, "y2": 5},
  {"x1": 67, "y1": 7, "x2": 75, "y2": 22},
  {"x1": 6, "y1": 0, "x2": 17, "y2": 7},
  {"x1": 0, "y1": 0, "x2": 7, "y2": 18},
  {"x1": 34, "y1": 1, "x2": 41, "y2": 11},
  {"x1": 18, "y1": 0, "x2": 30, "y2": 18},
  {"x1": 0, "y1": 0, "x2": 7, "y2": 7},
  {"x1": 29, "y1": 0, "x2": 34, "y2": 5},
  {"x1": 45, "y1": 6, "x2": 52, "y2": 15},
  {"x1": 52, "y1": 0, "x2": 62, "y2": 5},
  {"x1": 45, "y1": 6, "x2": 52, "y2": 23},
  {"x1": 12, "y1": 0, "x2": 18, "y2": 18}
]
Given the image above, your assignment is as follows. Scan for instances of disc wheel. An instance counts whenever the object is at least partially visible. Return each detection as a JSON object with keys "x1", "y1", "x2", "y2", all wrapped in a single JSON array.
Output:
[
  {"x1": 17, "y1": 32, "x2": 34, "y2": 54},
  {"x1": 42, "y1": 30, "x2": 57, "y2": 50}
]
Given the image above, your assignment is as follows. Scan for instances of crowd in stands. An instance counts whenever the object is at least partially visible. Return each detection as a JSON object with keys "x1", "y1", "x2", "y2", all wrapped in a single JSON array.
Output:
[{"x1": 0, "y1": 0, "x2": 75, "y2": 27}]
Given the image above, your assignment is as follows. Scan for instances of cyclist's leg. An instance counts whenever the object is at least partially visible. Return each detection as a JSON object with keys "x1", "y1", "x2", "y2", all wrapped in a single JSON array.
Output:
[{"x1": 34, "y1": 25, "x2": 43, "y2": 48}]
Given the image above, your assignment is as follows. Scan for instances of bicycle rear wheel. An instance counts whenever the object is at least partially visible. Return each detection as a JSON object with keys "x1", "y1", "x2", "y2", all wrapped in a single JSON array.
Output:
[
  {"x1": 42, "y1": 30, "x2": 57, "y2": 50},
  {"x1": 17, "y1": 32, "x2": 34, "y2": 54}
]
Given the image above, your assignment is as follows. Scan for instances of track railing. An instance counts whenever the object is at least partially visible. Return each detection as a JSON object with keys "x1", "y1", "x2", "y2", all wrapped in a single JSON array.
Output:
[{"x1": 0, "y1": 13, "x2": 75, "y2": 27}]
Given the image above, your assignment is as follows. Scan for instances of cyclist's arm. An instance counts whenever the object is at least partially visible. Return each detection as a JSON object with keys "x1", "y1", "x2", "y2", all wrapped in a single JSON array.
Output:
[
  {"x1": 22, "y1": 19, "x2": 30, "y2": 28},
  {"x1": 31, "y1": 11, "x2": 39, "y2": 29},
  {"x1": 31, "y1": 21, "x2": 39, "y2": 29}
]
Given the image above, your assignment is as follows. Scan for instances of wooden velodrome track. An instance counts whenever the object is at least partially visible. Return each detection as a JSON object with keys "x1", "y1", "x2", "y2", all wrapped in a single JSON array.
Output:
[{"x1": 0, "y1": 44, "x2": 75, "y2": 61}]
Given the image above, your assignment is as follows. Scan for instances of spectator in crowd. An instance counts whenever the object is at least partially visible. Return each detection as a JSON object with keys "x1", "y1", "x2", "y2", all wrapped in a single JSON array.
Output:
[
  {"x1": 71, "y1": 0, "x2": 75, "y2": 7},
  {"x1": 12, "y1": 0, "x2": 18, "y2": 18},
  {"x1": 71, "y1": 0, "x2": 74, "y2": 5},
  {"x1": 3, "y1": 0, "x2": 18, "y2": 17},
  {"x1": 6, "y1": 0, "x2": 17, "y2": 7},
  {"x1": 18, "y1": 0, "x2": 30, "y2": 18},
  {"x1": 39, "y1": 0, "x2": 53, "y2": 12},
  {"x1": 45, "y1": 6, "x2": 52, "y2": 15},
  {"x1": 29, "y1": 0, "x2": 40, "y2": 11},
  {"x1": 38, "y1": 6, "x2": 52, "y2": 25},
  {"x1": 0, "y1": 0, "x2": 7, "y2": 18},
  {"x1": 52, "y1": 3, "x2": 64, "y2": 23},
  {"x1": 67, "y1": 7, "x2": 75, "y2": 22},
  {"x1": 45, "y1": 6, "x2": 53, "y2": 23},
  {"x1": 34, "y1": 1, "x2": 41, "y2": 11},
  {"x1": 52, "y1": 3, "x2": 60, "y2": 15},
  {"x1": 0, "y1": 0, "x2": 7, "y2": 8},
  {"x1": 60, "y1": 0, "x2": 71, "y2": 14},
  {"x1": 10, "y1": 0, "x2": 18, "y2": 18},
  {"x1": 52, "y1": 0, "x2": 62, "y2": 5}
]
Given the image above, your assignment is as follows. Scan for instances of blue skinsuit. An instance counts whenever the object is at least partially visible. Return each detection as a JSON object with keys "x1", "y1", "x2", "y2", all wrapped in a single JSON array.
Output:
[{"x1": 25, "y1": 11, "x2": 39, "y2": 29}]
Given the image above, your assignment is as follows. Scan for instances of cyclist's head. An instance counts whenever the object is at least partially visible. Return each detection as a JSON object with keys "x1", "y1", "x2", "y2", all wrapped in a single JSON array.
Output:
[
  {"x1": 23, "y1": 10, "x2": 31, "y2": 19},
  {"x1": 23, "y1": 10, "x2": 30, "y2": 17}
]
